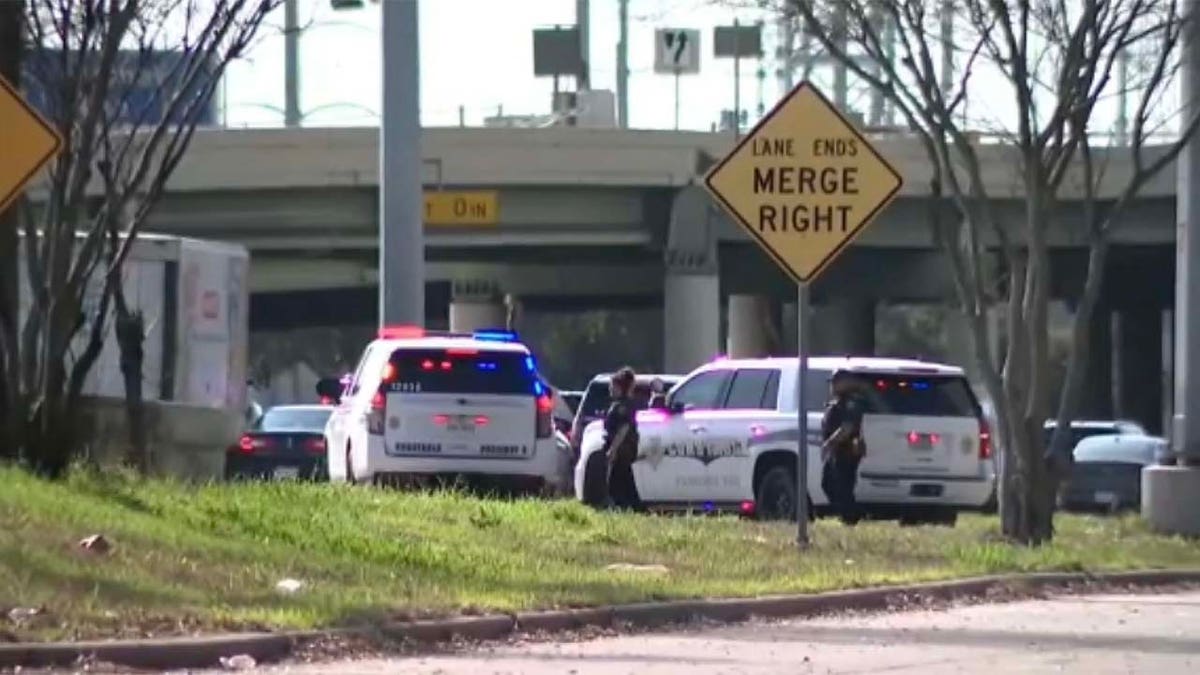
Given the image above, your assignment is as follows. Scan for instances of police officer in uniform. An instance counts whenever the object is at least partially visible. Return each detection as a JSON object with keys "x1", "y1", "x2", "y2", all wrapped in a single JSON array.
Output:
[
  {"x1": 821, "y1": 370, "x2": 867, "y2": 524},
  {"x1": 604, "y1": 367, "x2": 643, "y2": 510}
]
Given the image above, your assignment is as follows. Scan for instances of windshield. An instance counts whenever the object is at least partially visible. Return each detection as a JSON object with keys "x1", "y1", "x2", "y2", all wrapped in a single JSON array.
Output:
[
  {"x1": 851, "y1": 374, "x2": 979, "y2": 417},
  {"x1": 387, "y1": 348, "x2": 536, "y2": 395},
  {"x1": 258, "y1": 407, "x2": 332, "y2": 432}
]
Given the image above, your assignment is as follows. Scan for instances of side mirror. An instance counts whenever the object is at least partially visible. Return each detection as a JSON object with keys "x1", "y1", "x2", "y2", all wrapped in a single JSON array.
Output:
[
  {"x1": 668, "y1": 400, "x2": 686, "y2": 415},
  {"x1": 315, "y1": 377, "x2": 343, "y2": 403}
]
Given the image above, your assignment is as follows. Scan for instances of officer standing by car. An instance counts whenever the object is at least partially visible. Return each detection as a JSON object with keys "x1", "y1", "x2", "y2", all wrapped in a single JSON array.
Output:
[
  {"x1": 821, "y1": 370, "x2": 867, "y2": 525},
  {"x1": 604, "y1": 367, "x2": 642, "y2": 510}
]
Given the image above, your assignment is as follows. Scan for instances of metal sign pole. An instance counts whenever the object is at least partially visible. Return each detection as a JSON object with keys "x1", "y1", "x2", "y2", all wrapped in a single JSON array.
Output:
[
  {"x1": 674, "y1": 68, "x2": 681, "y2": 130},
  {"x1": 796, "y1": 282, "x2": 811, "y2": 546}
]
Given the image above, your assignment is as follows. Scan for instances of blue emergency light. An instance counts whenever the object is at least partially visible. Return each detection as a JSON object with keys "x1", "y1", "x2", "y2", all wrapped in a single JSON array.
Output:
[{"x1": 473, "y1": 329, "x2": 519, "y2": 343}]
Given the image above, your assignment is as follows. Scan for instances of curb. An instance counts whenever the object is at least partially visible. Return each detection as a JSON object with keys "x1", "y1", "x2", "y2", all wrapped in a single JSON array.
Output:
[{"x1": 2, "y1": 569, "x2": 1197, "y2": 670}]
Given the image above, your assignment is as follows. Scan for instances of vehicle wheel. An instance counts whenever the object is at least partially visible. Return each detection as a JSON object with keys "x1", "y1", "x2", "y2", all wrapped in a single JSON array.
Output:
[{"x1": 756, "y1": 466, "x2": 797, "y2": 521}]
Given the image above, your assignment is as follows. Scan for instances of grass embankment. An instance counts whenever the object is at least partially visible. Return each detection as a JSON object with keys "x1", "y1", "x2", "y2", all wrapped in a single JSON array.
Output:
[{"x1": 1, "y1": 466, "x2": 1199, "y2": 641}]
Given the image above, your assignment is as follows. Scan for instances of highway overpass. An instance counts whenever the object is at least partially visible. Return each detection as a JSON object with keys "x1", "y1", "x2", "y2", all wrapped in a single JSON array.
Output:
[{"x1": 34, "y1": 126, "x2": 1179, "y2": 431}]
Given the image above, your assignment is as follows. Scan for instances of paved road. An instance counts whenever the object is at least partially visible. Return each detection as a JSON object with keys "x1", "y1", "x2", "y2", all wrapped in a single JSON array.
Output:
[{"x1": 234, "y1": 591, "x2": 1200, "y2": 674}]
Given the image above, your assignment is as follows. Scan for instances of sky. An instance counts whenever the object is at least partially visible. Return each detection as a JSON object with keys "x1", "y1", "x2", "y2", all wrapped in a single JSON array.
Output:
[
  {"x1": 221, "y1": 0, "x2": 906, "y2": 131},
  {"x1": 218, "y1": 0, "x2": 1160, "y2": 136}
]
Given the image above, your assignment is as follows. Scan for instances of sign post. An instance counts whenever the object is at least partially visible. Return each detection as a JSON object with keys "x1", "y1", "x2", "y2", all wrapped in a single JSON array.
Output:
[
  {"x1": 0, "y1": 74, "x2": 62, "y2": 214},
  {"x1": 702, "y1": 82, "x2": 902, "y2": 547},
  {"x1": 654, "y1": 28, "x2": 701, "y2": 131}
]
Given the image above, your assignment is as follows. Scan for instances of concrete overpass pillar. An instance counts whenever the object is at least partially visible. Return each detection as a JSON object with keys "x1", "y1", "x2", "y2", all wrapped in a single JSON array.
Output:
[
  {"x1": 812, "y1": 298, "x2": 875, "y2": 355},
  {"x1": 781, "y1": 302, "x2": 799, "y2": 355},
  {"x1": 664, "y1": 271, "x2": 720, "y2": 373},
  {"x1": 726, "y1": 294, "x2": 775, "y2": 358},
  {"x1": 1113, "y1": 306, "x2": 1164, "y2": 434},
  {"x1": 1079, "y1": 309, "x2": 1115, "y2": 419},
  {"x1": 449, "y1": 280, "x2": 506, "y2": 333},
  {"x1": 1144, "y1": 0, "x2": 1200, "y2": 535}
]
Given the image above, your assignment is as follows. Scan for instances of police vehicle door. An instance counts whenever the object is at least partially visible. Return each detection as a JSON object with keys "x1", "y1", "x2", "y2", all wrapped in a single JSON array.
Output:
[
  {"x1": 327, "y1": 345, "x2": 376, "y2": 475},
  {"x1": 708, "y1": 368, "x2": 781, "y2": 502},
  {"x1": 634, "y1": 369, "x2": 732, "y2": 504}
]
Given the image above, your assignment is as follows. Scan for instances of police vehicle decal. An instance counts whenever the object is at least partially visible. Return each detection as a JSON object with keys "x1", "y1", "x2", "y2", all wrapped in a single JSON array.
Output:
[{"x1": 638, "y1": 437, "x2": 748, "y2": 467}]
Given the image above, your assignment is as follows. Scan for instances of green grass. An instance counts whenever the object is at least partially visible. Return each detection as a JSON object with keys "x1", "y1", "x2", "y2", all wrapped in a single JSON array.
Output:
[{"x1": 1, "y1": 465, "x2": 1199, "y2": 641}]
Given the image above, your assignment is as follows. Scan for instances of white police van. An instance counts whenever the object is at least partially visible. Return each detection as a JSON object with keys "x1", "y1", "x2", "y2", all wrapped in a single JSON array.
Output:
[
  {"x1": 574, "y1": 356, "x2": 995, "y2": 525},
  {"x1": 321, "y1": 326, "x2": 560, "y2": 492}
]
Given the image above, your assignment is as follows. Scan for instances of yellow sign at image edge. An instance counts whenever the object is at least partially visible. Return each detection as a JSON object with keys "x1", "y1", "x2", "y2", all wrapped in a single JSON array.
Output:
[
  {"x1": 703, "y1": 81, "x2": 903, "y2": 284},
  {"x1": 424, "y1": 190, "x2": 499, "y2": 226},
  {"x1": 0, "y1": 75, "x2": 62, "y2": 214}
]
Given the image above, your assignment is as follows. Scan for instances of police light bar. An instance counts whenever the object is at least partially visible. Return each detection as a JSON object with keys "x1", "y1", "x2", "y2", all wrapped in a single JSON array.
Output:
[
  {"x1": 378, "y1": 325, "x2": 424, "y2": 339},
  {"x1": 473, "y1": 329, "x2": 518, "y2": 342}
]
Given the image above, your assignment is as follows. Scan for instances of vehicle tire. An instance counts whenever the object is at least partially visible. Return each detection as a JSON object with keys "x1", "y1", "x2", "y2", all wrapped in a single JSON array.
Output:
[{"x1": 756, "y1": 465, "x2": 797, "y2": 521}]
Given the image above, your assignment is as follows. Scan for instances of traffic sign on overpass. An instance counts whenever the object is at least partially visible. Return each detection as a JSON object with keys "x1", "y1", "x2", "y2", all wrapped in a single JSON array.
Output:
[
  {"x1": 703, "y1": 81, "x2": 902, "y2": 283},
  {"x1": 424, "y1": 190, "x2": 498, "y2": 226},
  {"x1": 0, "y1": 74, "x2": 61, "y2": 214}
]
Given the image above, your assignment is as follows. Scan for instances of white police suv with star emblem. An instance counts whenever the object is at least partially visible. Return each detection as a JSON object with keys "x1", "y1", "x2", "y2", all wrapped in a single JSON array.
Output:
[{"x1": 573, "y1": 356, "x2": 996, "y2": 525}]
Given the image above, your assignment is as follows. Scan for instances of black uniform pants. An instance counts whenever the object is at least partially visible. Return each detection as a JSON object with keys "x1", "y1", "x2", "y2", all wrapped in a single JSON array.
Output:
[
  {"x1": 608, "y1": 459, "x2": 643, "y2": 511},
  {"x1": 821, "y1": 453, "x2": 862, "y2": 524}
]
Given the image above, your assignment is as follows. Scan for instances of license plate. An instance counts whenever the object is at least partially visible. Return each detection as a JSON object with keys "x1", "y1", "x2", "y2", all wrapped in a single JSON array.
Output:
[
  {"x1": 274, "y1": 466, "x2": 300, "y2": 480},
  {"x1": 447, "y1": 415, "x2": 476, "y2": 432},
  {"x1": 1094, "y1": 490, "x2": 1118, "y2": 505}
]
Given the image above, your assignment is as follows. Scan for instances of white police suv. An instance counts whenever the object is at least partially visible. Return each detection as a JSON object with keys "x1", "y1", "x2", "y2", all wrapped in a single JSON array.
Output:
[
  {"x1": 574, "y1": 356, "x2": 995, "y2": 525},
  {"x1": 321, "y1": 326, "x2": 559, "y2": 492}
]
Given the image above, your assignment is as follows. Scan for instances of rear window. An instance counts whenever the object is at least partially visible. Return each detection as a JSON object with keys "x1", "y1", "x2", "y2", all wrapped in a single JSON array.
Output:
[
  {"x1": 386, "y1": 348, "x2": 536, "y2": 395},
  {"x1": 258, "y1": 408, "x2": 332, "y2": 432},
  {"x1": 853, "y1": 374, "x2": 979, "y2": 417}
]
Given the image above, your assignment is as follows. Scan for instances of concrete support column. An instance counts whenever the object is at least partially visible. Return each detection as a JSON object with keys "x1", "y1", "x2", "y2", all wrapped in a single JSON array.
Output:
[
  {"x1": 726, "y1": 294, "x2": 774, "y2": 358},
  {"x1": 448, "y1": 280, "x2": 506, "y2": 333},
  {"x1": 664, "y1": 272, "x2": 720, "y2": 373},
  {"x1": 1143, "y1": 0, "x2": 1200, "y2": 535},
  {"x1": 1114, "y1": 307, "x2": 1164, "y2": 434},
  {"x1": 1079, "y1": 308, "x2": 1114, "y2": 419},
  {"x1": 780, "y1": 302, "x2": 799, "y2": 355},
  {"x1": 812, "y1": 298, "x2": 875, "y2": 355}
]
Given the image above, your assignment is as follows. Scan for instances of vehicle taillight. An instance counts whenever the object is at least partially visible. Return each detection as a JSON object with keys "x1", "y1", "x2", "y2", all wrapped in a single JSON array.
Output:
[
  {"x1": 238, "y1": 434, "x2": 254, "y2": 453},
  {"x1": 536, "y1": 395, "x2": 553, "y2": 438},
  {"x1": 979, "y1": 418, "x2": 993, "y2": 460},
  {"x1": 303, "y1": 437, "x2": 326, "y2": 455},
  {"x1": 368, "y1": 390, "x2": 386, "y2": 435}
]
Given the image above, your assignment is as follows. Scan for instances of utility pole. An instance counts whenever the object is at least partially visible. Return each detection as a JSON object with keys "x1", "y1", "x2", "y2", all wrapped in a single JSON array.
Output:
[
  {"x1": 576, "y1": 0, "x2": 590, "y2": 91},
  {"x1": 379, "y1": 0, "x2": 424, "y2": 326},
  {"x1": 283, "y1": 0, "x2": 300, "y2": 127},
  {"x1": 617, "y1": 0, "x2": 629, "y2": 127}
]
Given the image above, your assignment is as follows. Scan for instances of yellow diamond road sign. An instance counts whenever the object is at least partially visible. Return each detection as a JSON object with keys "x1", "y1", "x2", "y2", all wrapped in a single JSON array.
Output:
[
  {"x1": 0, "y1": 74, "x2": 62, "y2": 214},
  {"x1": 704, "y1": 82, "x2": 903, "y2": 283}
]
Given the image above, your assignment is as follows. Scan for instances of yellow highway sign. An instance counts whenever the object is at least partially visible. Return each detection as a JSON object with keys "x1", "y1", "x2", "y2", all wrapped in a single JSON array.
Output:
[
  {"x1": 0, "y1": 74, "x2": 61, "y2": 214},
  {"x1": 703, "y1": 82, "x2": 902, "y2": 283},
  {"x1": 424, "y1": 190, "x2": 499, "y2": 226}
]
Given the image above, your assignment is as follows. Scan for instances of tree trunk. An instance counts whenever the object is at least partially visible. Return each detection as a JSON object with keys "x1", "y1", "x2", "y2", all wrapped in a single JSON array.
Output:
[{"x1": 114, "y1": 297, "x2": 148, "y2": 474}]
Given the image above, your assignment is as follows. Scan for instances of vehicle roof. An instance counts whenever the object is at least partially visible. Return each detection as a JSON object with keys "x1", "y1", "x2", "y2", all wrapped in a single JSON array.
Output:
[
  {"x1": 371, "y1": 336, "x2": 531, "y2": 353},
  {"x1": 264, "y1": 404, "x2": 333, "y2": 412},
  {"x1": 1043, "y1": 419, "x2": 1140, "y2": 429},
  {"x1": 588, "y1": 373, "x2": 683, "y2": 383},
  {"x1": 701, "y1": 356, "x2": 965, "y2": 376}
]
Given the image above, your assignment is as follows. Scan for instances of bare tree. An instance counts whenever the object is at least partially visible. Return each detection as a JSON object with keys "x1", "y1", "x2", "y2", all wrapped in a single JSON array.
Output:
[
  {"x1": 763, "y1": 0, "x2": 1200, "y2": 543},
  {"x1": 0, "y1": 0, "x2": 281, "y2": 477}
]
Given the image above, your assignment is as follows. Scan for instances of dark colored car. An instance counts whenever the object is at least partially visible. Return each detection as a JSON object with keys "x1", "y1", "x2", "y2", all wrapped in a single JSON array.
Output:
[
  {"x1": 1059, "y1": 433, "x2": 1165, "y2": 512},
  {"x1": 225, "y1": 404, "x2": 334, "y2": 481},
  {"x1": 568, "y1": 373, "x2": 682, "y2": 458}
]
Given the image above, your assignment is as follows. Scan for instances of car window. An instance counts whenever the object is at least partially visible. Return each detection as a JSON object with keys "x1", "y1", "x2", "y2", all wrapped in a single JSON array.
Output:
[
  {"x1": 723, "y1": 369, "x2": 777, "y2": 410},
  {"x1": 386, "y1": 348, "x2": 536, "y2": 395},
  {"x1": 348, "y1": 345, "x2": 375, "y2": 395},
  {"x1": 852, "y1": 374, "x2": 979, "y2": 416},
  {"x1": 258, "y1": 408, "x2": 332, "y2": 432},
  {"x1": 578, "y1": 381, "x2": 662, "y2": 418},
  {"x1": 670, "y1": 370, "x2": 732, "y2": 410}
]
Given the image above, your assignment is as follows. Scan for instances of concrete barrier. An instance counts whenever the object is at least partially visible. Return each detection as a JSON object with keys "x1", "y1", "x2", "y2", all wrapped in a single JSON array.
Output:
[{"x1": 79, "y1": 396, "x2": 240, "y2": 481}]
